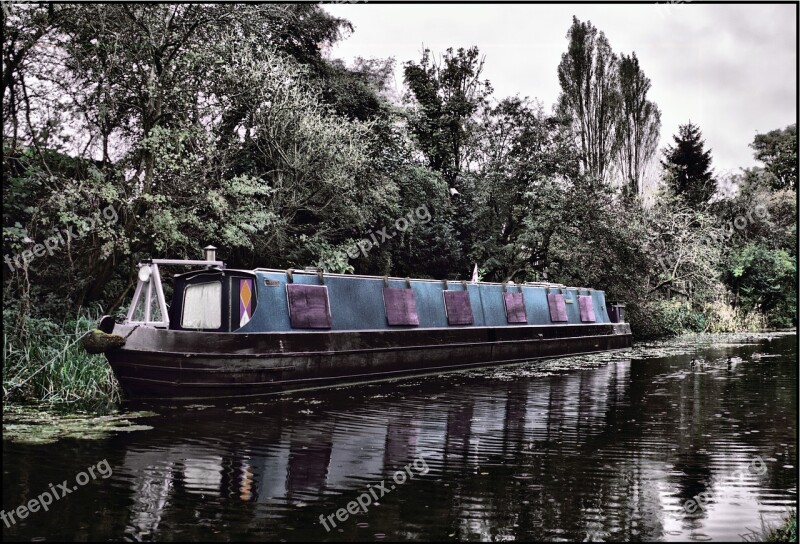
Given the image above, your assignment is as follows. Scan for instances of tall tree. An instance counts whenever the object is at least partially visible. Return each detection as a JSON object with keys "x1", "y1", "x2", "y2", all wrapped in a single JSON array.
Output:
[
  {"x1": 615, "y1": 52, "x2": 661, "y2": 199},
  {"x1": 750, "y1": 123, "x2": 797, "y2": 191},
  {"x1": 471, "y1": 97, "x2": 578, "y2": 282},
  {"x1": 661, "y1": 122, "x2": 716, "y2": 208},
  {"x1": 403, "y1": 46, "x2": 492, "y2": 190},
  {"x1": 403, "y1": 46, "x2": 493, "y2": 275},
  {"x1": 557, "y1": 16, "x2": 621, "y2": 182}
]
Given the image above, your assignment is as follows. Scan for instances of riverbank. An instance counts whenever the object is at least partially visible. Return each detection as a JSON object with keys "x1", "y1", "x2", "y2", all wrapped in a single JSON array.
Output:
[
  {"x1": 744, "y1": 510, "x2": 797, "y2": 542},
  {"x1": 630, "y1": 299, "x2": 773, "y2": 339},
  {"x1": 767, "y1": 510, "x2": 797, "y2": 542},
  {"x1": 2, "y1": 311, "x2": 120, "y2": 405}
]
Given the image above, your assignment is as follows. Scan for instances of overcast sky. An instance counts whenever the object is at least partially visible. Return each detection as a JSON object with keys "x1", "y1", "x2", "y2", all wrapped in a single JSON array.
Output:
[{"x1": 324, "y1": 2, "x2": 797, "y2": 176}]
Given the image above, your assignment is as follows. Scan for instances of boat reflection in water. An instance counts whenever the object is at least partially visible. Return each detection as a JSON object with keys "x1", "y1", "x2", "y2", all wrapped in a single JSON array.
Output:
[{"x1": 116, "y1": 359, "x2": 639, "y2": 539}]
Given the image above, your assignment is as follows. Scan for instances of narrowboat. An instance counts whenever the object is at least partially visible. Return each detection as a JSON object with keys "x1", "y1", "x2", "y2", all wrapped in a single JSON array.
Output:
[{"x1": 89, "y1": 247, "x2": 632, "y2": 399}]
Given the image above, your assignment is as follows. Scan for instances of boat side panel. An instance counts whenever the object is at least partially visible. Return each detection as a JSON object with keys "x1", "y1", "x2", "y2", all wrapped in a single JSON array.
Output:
[
  {"x1": 564, "y1": 290, "x2": 580, "y2": 322},
  {"x1": 524, "y1": 287, "x2": 552, "y2": 325},
  {"x1": 478, "y1": 284, "x2": 504, "y2": 326},
  {"x1": 591, "y1": 290, "x2": 611, "y2": 323},
  {"x1": 236, "y1": 271, "x2": 612, "y2": 332},
  {"x1": 250, "y1": 273, "x2": 293, "y2": 331}
]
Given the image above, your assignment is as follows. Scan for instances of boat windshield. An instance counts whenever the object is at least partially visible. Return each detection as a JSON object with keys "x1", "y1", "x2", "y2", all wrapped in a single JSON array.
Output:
[{"x1": 181, "y1": 281, "x2": 222, "y2": 329}]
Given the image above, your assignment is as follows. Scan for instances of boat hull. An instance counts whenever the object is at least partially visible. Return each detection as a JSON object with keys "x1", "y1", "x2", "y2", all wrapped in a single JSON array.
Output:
[{"x1": 104, "y1": 323, "x2": 632, "y2": 400}]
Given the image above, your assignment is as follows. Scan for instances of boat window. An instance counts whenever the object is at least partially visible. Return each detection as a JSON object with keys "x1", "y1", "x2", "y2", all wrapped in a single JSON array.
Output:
[
  {"x1": 578, "y1": 295, "x2": 596, "y2": 322},
  {"x1": 383, "y1": 288, "x2": 420, "y2": 326},
  {"x1": 182, "y1": 281, "x2": 222, "y2": 329},
  {"x1": 504, "y1": 292, "x2": 527, "y2": 323},
  {"x1": 443, "y1": 290, "x2": 473, "y2": 325},
  {"x1": 547, "y1": 293, "x2": 568, "y2": 322},
  {"x1": 287, "y1": 284, "x2": 332, "y2": 329}
]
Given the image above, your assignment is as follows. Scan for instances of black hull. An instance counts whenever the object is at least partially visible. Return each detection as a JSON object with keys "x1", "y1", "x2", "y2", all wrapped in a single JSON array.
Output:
[{"x1": 106, "y1": 323, "x2": 632, "y2": 399}]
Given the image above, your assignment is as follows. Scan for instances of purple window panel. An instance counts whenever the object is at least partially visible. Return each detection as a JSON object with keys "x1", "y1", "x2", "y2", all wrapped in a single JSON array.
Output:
[
  {"x1": 547, "y1": 293, "x2": 568, "y2": 322},
  {"x1": 286, "y1": 284, "x2": 332, "y2": 329},
  {"x1": 443, "y1": 290, "x2": 473, "y2": 325},
  {"x1": 383, "y1": 288, "x2": 419, "y2": 326},
  {"x1": 578, "y1": 295, "x2": 596, "y2": 322},
  {"x1": 503, "y1": 292, "x2": 527, "y2": 324}
]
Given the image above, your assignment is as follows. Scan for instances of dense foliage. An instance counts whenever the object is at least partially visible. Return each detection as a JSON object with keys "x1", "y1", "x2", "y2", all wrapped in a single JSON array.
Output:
[{"x1": 2, "y1": 6, "x2": 796, "y2": 401}]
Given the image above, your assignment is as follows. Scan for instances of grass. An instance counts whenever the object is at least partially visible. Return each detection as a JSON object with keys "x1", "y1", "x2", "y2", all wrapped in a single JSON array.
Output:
[
  {"x1": 742, "y1": 510, "x2": 797, "y2": 543},
  {"x1": 2, "y1": 310, "x2": 120, "y2": 405}
]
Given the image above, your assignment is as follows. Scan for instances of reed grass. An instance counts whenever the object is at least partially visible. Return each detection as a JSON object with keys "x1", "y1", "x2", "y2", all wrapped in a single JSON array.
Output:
[
  {"x1": 742, "y1": 510, "x2": 797, "y2": 543},
  {"x1": 2, "y1": 309, "x2": 120, "y2": 405}
]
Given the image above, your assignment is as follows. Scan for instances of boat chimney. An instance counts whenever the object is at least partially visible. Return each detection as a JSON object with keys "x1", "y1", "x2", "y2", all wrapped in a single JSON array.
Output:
[{"x1": 203, "y1": 245, "x2": 217, "y2": 262}]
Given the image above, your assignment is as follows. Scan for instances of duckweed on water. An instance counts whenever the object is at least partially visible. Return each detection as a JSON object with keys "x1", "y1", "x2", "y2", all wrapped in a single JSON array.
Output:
[
  {"x1": 2, "y1": 404, "x2": 157, "y2": 444},
  {"x1": 630, "y1": 331, "x2": 796, "y2": 359}
]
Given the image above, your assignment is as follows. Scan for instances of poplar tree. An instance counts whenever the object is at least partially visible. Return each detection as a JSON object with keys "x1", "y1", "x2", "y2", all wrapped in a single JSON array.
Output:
[
  {"x1": 616, "y1": 53, "x2": 661, "y2": 199},
  {"x1": 557, "y1": 16, "x2": 621, "y2": 182}
]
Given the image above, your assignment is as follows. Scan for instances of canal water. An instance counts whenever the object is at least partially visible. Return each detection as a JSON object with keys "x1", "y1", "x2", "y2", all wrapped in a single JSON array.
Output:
[{"x1": 3, "y1": 333, "x2": 797, "y2": 541}]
